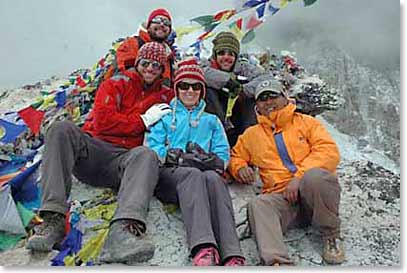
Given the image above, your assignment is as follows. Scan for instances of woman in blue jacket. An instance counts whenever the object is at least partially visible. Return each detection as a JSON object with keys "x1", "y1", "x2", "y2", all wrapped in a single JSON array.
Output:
[{"x1": 145, "y1": 58, "x2": 245, "y2": 266}]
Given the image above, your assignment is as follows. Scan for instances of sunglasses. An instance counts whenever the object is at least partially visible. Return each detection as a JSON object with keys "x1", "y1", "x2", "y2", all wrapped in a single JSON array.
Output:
[
  {"x1": 178, "y1": 82, "x2": 203, "y2": 91},
  {"x1": 150, "y1": 16, "x2": 171, "y2": 27},
  {"x1": 217, "y1": 49, "x2": 235, "y2": 56},
  {"x1": 139, "y1": 59, "x2": 162, "y2": 71},
  {"x1": 257, "y1": 91, "x2": 282, "y2": 102}
]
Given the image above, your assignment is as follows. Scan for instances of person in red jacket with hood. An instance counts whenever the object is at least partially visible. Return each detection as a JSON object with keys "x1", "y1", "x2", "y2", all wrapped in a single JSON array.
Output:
[
  {"x1": 110, "y1": 8, "x2": 175, "y2": 87},
  {"x1": 27, "y1": 42, "x2": 174, "y2": 265}
]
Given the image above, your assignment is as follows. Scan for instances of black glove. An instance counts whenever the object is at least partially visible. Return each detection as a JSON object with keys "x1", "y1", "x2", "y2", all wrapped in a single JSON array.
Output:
[
  {"x1": 224, "y1": 74, "x2": 243, "y2": 98},
  {"x1": 185, "y1": 142, "x2": 208, "y2": 157},
  {"x1": 179, "y1": 142, "x2": 225, "y2": 173},
  {"x1": 165, "y1": 148, "x2": 184, "y2": 166}
]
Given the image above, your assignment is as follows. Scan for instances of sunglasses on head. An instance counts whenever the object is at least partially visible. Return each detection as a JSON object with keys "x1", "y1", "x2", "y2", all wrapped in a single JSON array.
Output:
[
  {"x1": 217, "y1": 49, "x2": 235, "y2": 56},
  {"x1": 139, "y1": 59, "x2": 162, "y2": 71},
  {"x1": 150, "y1": 16, "x2": 171, "y2": 27},
  {"x1": 257, "y1": 91, "x2": 282, "y2": 102},
  {"x1": 178, "y1": 82, "x2": 203, "y2": 91}
]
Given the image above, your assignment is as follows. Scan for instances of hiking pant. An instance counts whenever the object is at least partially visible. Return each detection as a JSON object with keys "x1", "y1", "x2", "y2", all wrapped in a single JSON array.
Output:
[
  {"x1": 155, "y1": 166, "x2": 243, "y2": 261},
  {"x1": 40, "y1": 120, "x2": 159, "y2": 224},
  {"x1": 248, "y1": 168, "x2": 341, "y2": 265}
]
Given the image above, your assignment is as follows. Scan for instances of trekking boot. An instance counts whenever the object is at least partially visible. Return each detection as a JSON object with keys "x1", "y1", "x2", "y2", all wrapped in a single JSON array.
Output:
[
  {"x1": 223, "y1": 256, "x2": 245, "y2": 266},
  {"x1": 192, "y1": 246, "x2": 220, "y2": 266},
  {"x1": 322, "y1": 237, "x2": 345, "y2": 265},
  {"x1": 99, "y1": 219, "x2": 155, "y2": 265},
  {"x1": 26, "y1": 211, "x2": 65, "y2": 252}
]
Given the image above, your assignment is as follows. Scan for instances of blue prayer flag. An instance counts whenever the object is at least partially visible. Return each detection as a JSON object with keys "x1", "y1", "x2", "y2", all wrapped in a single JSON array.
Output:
[
  {"x1": 0, "y1": 119, "x2": 27, "y2": 144},
  {"x1": 55, "y1": 91, "x2": 66, "y2": 108}
]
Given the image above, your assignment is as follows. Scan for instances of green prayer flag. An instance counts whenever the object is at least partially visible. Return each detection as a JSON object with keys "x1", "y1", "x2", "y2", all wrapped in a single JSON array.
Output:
[
  {"x1": 16, "y1": 202, "x2": 35, "y2": 227},
  {"x1": 303, "y1": 0, "x2": 318, "y2": 7},
  {"x1": 191, "y1": 15, "x2": 215, "y2": 26},
  {"x1": 0, "y1": 231, "x2": 23, "y2": 251},
  {"x1": 241, "y1": 29, "x2": 256, "y2": 44}
]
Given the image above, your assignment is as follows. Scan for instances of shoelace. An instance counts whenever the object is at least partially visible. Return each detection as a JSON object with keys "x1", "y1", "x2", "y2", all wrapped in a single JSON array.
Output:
[
  {"x1": 122, "y1": 221, "x2": 145, "y2": 237},
  {"x1": 194, "y1": 248, "x2": 218, "y2": 265},
  {"x1": 225, "y1": 257, "x2": 245, "y2": 266},
  {"x1": 327, "y1": 238, "x2": 340, "y2": 251},
  {"x1": 209, "y1": 249, "x2": 217, "y2": 265}
]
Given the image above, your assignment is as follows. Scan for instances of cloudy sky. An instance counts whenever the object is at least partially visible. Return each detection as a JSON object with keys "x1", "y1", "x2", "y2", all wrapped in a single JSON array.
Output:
[{"x1": 0, "y1": 0, "x2": 400, "y2": 89}]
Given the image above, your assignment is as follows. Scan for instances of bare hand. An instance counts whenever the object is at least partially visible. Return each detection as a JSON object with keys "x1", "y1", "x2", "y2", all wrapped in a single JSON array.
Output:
[
  {"x1": 283, "y1": 177, "x2": 301, "y2": 204},
  {"x1": 237, "y1": 166, "x2": 256, "y2": 184}
]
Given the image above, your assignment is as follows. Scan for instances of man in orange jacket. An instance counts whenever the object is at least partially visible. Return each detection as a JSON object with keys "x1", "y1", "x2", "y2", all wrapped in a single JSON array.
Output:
[
  {"x1": 111, "y1": 8, "x2": 174, "y2": 87},
  {"x1": 229, "y1": 79, "x2": 345, "y2": 265},
  {"x1": 27, "y1": 42, "x2": 174, "y2": 264}
]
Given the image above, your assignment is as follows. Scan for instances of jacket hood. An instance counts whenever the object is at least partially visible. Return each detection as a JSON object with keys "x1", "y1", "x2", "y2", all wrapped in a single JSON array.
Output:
[
  {"x1": 257, "y1": 103, "x2": 297, "y2": 132},
  {"x1": 137, "y1": 24, "x2": 152, "y2": 42}
]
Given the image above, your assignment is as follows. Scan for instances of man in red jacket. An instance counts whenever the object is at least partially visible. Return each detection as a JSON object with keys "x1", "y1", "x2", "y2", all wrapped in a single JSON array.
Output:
[
  {"x1": 27, "y1": 42, "x2": 174, "y2": 265},
  {"x1": 111, "y1": 8, "x2": 174, "y2": 86}
]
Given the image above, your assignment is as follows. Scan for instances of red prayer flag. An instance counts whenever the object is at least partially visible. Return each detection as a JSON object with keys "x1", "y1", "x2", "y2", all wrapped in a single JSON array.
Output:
[
  {"x1": 245, "y1": 15, "x2": 263, "y2": 30},
  {"x1": 236, "y1": 18, "x2": 243, "y2": 29},
  {"x1": 76, "y1": 76, "x2": 86, "y2": 88},
  {"x1": 98, "y1": 58, "x2": 106, "y2": 67},
  {"x1": 213, "y1": 9, "x2": 236, "y2": 21},
  {"x1": 17, "y1": 106, "x2": 45, "y2": 135}
]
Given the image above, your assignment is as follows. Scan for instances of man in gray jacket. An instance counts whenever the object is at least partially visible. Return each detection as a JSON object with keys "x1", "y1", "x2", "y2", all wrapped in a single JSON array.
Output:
[{"x1": 201, "y1": 32, "x2": 264, "y2": 146}]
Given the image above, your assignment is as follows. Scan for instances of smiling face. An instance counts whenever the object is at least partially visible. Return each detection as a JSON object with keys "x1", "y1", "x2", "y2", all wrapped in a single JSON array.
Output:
[
  {"x1": 215, "y1": 49, "x2": 236, "y2": 71},
  {"x1": 148, "y1": 16, "x2": 171, "y2": 42},
  {"x1": 256, "y1": 91, "x2": 288, "y2": 116},
  {"x1": 136, "y1": 58, "x2": 163, "y2": 84},
  {"x1": 176, "y1": 79, "x2": 203, "y2": 109}
]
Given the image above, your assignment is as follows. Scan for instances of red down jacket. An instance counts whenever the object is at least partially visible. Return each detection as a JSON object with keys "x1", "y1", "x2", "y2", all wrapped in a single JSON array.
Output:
[{"x1": 82, "y1": 69, "x2": 174, "y2": 148}]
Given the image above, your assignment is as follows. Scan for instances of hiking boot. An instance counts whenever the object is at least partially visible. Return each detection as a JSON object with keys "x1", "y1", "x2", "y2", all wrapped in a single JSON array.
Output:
[
  {"x1": 192, "y1": 247, "x2": 220, "y2": 266},
  {"x1": 322, "y1": 237, "x2": 345, "y2": 264},
  {"x1": 223, "y1": 256, "x2": 245, "y2": 266},
  {"x1": 99, "y1": 219, "x2": 155, "y2": 265},
  {"x1": 26, "y1": 211, "x2": 65, "y2": 252}
]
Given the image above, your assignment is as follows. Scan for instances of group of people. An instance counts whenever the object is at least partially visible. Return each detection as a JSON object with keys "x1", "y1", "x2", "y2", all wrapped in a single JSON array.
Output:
[{"x1": 26, "y1": 8, "x2": 345, "y2": 266}]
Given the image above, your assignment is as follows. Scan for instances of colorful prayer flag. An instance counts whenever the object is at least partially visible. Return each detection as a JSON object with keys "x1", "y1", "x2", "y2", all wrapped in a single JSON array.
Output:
[
  {"x1": 17, "y1": 106, "x2": 45, "y2": 135},
  {"x1": 0, "y1": 119, "x2": 27, "y2": 143}
]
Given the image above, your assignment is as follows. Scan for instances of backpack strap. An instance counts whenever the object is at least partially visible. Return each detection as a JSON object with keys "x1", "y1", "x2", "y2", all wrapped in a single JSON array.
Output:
[{"x1": 273, "y1": 132, "x2": 298, "y2": 174}]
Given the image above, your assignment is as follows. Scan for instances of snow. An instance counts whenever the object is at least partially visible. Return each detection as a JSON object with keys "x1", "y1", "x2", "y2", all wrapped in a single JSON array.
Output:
[{"x1": 319, "y1": 117, "x2": 399, "y2": 175}]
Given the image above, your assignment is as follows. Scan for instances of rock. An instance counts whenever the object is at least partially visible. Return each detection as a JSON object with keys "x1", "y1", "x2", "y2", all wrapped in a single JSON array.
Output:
[{"x1": 0, "y1": 159, "x2": 400, "y2": 266}]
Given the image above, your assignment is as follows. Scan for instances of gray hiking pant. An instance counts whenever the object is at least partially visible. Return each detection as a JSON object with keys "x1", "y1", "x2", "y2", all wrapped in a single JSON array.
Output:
[
  {"x1": 248, "y1": 168, "x2": 341, "y2": 265},
  {"x1": 40, "y1": 120, "x2": 159, "y2": 224},
  {"x1": 155, "y1": 167, "x2": 243, "y2": 261}
]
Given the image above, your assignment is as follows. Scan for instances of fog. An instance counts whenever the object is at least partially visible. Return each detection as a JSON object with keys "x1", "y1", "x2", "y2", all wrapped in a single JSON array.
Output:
[{"x1": 0, "y1": 0, "x2": 400, "y2": 89}]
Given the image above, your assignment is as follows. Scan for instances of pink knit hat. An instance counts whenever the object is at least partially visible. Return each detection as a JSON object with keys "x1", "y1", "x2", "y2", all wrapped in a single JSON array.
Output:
[
  {"x1": 174, "y1": 57, "x2": 206, "y2": 98},
  {"x1": 135, "y1": 42, "x2": 167, "y2": 69}
]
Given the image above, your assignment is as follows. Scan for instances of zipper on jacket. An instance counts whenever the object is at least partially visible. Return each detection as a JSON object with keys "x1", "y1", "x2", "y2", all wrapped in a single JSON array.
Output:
[{"x1": 187, "y1": 110, "x2": 192, "y2": 141}]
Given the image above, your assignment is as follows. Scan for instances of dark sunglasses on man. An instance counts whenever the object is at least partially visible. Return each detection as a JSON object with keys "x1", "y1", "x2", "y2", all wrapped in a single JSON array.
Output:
[
  {"x1": 150, "y1": 16, "x2": 171, "y2": 27},
  {"x1": 257, "y1": 90, "x2": 282, "y2": 102},
  {"x1": 216, "y1": 49, "x2": 235, "y2": 57},
  {"x1": 178, "y1": 82, "x2": 203, "y2": 91},
  {"x1": 139, "y1": 59, "x2": 162, "y2": 71}
]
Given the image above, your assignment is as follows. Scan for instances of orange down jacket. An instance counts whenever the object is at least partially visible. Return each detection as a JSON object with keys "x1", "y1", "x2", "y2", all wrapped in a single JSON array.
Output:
[{"x1": 229, "y1": 103, "x2": 340, "y2": 193}]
